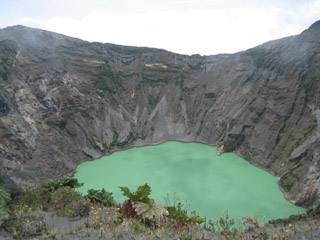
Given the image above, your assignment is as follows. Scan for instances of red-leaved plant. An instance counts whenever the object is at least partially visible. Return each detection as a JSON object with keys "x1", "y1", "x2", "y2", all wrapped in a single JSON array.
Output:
[{"x1": 122, "y1": 200, "x2": 136, "y2": 218}]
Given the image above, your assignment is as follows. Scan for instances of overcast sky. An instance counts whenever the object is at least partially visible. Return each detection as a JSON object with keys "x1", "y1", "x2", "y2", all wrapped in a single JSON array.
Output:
[{"x1": 0, "y1": 0, "x2": 319, "y2": 55}]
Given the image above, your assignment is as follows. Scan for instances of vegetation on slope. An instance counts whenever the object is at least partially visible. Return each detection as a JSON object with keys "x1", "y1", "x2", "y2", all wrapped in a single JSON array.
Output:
[
  {"x1": 0, "y1": 186, "x2": 11, "y2": 216},
  {"x1": 0, "y1": 178, "x2": 320, "y2": 240}
]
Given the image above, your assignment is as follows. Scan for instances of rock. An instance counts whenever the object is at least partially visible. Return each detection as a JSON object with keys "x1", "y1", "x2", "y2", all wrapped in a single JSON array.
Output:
[
  {"x1": 217, "y1": 145, "x2": 224, "y2": 156},
  {"x1": 82, "y1": 147, "x2": 102, "y2": 159}
]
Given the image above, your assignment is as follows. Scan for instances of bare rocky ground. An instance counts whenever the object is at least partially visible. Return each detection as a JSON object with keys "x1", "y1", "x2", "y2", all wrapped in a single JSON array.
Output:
[{"x1": 1, "y1": 207, "x2": 320, "y2": 240}]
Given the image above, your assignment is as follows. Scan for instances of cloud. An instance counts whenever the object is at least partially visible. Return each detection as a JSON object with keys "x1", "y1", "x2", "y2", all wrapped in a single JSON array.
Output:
[{"x1": 21, "y1": 0, "x2": 320, "y2": 55}]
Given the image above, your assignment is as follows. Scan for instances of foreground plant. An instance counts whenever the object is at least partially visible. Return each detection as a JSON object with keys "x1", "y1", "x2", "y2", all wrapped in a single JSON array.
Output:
[
  {"x1": 242, "y1": 215, "x2": 265, "y2": 229},
  {"x1": 164, "y1": 192, "x2": 205, "y2": 226},
  {"x1": 119, "y1": 183, "x2": 151, "y2": 203},
  {"x1": 134, "y1": 199, "x2": 168, "y2": 222},
  {"x1": 85, "y1": 188, "x2": 116, "y2": 206},
  {"x1": 15, "y1": 178, "x2": 90, "y2": 217},
  {"x1": 2, "y1": 180, "x2": 318, "y2": 240},
  {"x1": 45, "y1": 177, "x2": 83, "y2": 191},
  {"x1": 122, "y1": 200, "x2": 136, "y2": 218},
  {"x1": 18, "y1": 177, "x2": 83, "y2": 211},
  {"x1": 119, "y1": 184, "x2": 168, "y2": 222},
  {"x1": 50, "y1": 186, "x2": 91, "y2": 217},
  {"x1": 216, "y1": 211, "x2": 235, "y2": 235}
]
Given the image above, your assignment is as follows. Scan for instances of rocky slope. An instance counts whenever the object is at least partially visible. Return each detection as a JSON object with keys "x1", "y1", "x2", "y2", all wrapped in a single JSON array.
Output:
[{"x1": 0, "y1": 21, "x2": 319, "y2": 208}]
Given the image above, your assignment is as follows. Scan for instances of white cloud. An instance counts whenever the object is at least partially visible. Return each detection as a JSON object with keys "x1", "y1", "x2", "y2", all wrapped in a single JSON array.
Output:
[{"x1": 22, "y1": 0, "x2": 320, "y2": 55}]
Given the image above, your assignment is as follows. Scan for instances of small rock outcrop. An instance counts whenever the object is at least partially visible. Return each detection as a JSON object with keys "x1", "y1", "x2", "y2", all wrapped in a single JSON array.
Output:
[{"x1": 217, "y1": 145, "x2": 224, "y2": 156}]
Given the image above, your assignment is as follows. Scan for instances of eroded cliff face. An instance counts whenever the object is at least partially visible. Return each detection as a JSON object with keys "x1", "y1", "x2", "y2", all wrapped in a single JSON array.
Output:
[{"x1": 0, "y1": 22, "x2": 319, "y2": 207}]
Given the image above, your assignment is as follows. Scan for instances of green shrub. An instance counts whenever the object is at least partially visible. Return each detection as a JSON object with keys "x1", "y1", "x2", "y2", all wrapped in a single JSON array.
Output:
[
  {"x1": 166, "y1": 203, "x2": 204, "y2": 225},
  {"x1": 163, "y1": 192, "x2": 204, "y2": 225},
  {"x1": 130, "y1": 218, "x2": 147, "y2": 234},
  {"x1": 85, "y1": 188, "x2": 116, "y2": 206},
  {"x1": 50, "y1": 186, "x2": 87, "y2": 217},
  {"x1": 19, "y1": 185, "x2": 51, "y2": 210},
  {"x1": 44, "y1": 177, "x2": 83, "y2": 191},
  {"x1": 17, "y1": 178, "x2": 88, "y2": 217},
  {"x1": 307, "y1": 204, "x2": 320, "y2": 217},
  {"x1": 70, "y1": 198, "x2": 91, "y2": 217},
  {"x1": 20, "y1": 177, "x2": 83, "y2": 208},
  {"x1": 166, "y1": 203, "x2": 188, "y2": 222},
  {"x1": 216, "y1": 211, "x2": 235, "y2": 234},
  {"x1": 187, "y1": 213, "x2": 205, "y2": 225}
]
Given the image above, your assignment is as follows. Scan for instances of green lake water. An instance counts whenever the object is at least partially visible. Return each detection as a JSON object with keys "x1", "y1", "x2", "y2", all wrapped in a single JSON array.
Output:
[{"x1": 75, "y1": 141, "x2": 305, "y2": 221}]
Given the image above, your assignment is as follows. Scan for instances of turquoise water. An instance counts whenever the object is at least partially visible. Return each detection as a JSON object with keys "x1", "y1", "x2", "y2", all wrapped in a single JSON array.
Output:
[{"x1": 75, "y1": 141, "x2": 305, "y2": 221}]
